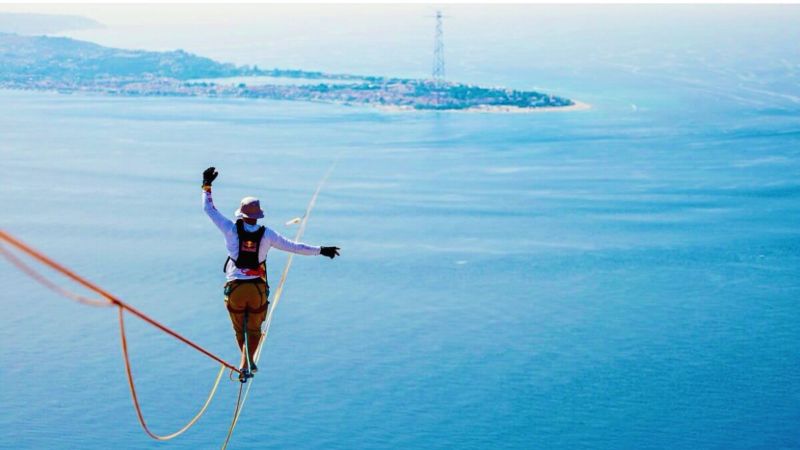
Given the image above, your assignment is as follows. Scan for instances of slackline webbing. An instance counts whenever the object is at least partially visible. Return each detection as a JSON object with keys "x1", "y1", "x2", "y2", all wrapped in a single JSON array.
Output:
[{"x1": 220, "y1": 162, "x2": 335, "y2": 449}]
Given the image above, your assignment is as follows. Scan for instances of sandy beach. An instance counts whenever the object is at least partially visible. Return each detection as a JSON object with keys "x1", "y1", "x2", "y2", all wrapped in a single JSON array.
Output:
[
  {"x1": 375, "y1": 100, "x2": 591, "y2": 113},
  {"x1": 463, "y1": 100, "x2": 592, "y2": 113}
]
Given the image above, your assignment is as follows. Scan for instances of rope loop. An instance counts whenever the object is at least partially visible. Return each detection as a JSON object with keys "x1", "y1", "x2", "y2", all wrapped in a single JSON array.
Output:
[{"x1": 0, "y1": 230, "x2": 238, "y2": 441}]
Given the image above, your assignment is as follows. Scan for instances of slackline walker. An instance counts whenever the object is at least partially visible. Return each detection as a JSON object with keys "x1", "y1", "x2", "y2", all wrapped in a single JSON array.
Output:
[
  {"x1": 0, "y1": 163, "x2": 338, "y2": 446},
  {"x1": 220, "y1": 163, "x2": 336, "y2": 449},
  {"x1": 200, "y1": 166, "x2": 339, "y2": 382}
]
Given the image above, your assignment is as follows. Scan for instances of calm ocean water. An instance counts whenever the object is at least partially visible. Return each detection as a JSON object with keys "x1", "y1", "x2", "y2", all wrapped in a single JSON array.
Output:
[{"x1": 1, "y1": 5, "x2": 799, "y2": 449}]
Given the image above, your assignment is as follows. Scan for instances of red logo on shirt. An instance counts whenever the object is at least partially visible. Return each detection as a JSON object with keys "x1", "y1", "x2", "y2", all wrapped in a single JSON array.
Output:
[
  {"x1": 242, "y1": 240, "x2": 257, "y2": 252},
  {"x1": 242, "y1": 267, "x2": 266, "y2": 277}
]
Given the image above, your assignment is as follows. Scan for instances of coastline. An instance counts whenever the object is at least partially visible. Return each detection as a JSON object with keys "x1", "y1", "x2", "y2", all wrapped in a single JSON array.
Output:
[
  {"x1": 0, "y1": 86, "x2": 590, "y2": 113},
  {"x1": 375, "y1": 100, "x2": 591, "y2": 113},
  {"x1": 463, "y1": 100, "x2": 591, "y2": 113}
]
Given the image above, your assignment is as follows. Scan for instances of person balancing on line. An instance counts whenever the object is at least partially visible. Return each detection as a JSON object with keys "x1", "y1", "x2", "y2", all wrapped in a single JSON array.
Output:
[{"x1": 201, "y1": 167, "x2": 340, "y2": 381}]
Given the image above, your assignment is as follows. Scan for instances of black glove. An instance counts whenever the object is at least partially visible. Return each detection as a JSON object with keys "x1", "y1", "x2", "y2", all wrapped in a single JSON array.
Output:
[
  {"x1": 203, "y1": 166, "x2": 218, "y2": 187},
  {"x1": 320, "y1": 246, "x2": 340, "y2": 259}
]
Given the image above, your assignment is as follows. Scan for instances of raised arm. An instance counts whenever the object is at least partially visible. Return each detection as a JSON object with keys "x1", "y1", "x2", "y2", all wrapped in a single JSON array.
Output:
[{"x1": 202, "y1": 166, "x2": 235, "y2": 235}]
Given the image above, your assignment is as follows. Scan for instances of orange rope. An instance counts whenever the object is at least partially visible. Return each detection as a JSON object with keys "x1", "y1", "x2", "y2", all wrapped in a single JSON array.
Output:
[
  {"x1": 0, "y1": 229, "x2": 240, "y2": 374},
  {"x1": 0, "y1": 229, "x2": 241, "y2": 441},
  {"x1": 0, "y1": 243, "x2": 111, "y2": 307}
]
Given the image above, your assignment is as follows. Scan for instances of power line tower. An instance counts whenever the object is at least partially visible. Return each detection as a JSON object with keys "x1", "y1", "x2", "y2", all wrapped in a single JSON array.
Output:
[{"x1": 432, "y1": 10, "x2": 445, "y2": 85}]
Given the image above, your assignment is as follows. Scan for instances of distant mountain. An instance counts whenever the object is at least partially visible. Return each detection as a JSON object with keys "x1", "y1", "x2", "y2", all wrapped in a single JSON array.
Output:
[
  {"x1": 0, "y1": 13, "x2": 102, "y2": 35},
  {"x1": 0, "y1": 32, "x2": 258, "y2": 81}
]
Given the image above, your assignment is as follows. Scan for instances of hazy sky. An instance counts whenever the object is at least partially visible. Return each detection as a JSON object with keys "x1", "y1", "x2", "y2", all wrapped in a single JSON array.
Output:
[
  {"x1": 1, "y1": 3, "x2": 797, "y2": 90},
  {"x1": 0, "y1": 4, "x2": 437, "y2": 26},
  {"x1": 1, "y1": 3, "x2": 796, "y2": 27}
]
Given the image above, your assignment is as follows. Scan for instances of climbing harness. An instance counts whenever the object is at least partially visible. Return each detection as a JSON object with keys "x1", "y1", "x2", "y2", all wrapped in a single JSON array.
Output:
[
  {"x1": 224, "y1": 278, "x2": 269, "y2": 315},
  {"x1": 0, "y1": 162, "x2": 336, "y2": 448}
]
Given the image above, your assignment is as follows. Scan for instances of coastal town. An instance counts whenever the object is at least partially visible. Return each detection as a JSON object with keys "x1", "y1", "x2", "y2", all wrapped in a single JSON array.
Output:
[
  {"x1": 0, "y1": 32, "x2": 574, "y2": 111},
  {"x1": 1, "y1": 76, "x2": 574, "y2": 110}
]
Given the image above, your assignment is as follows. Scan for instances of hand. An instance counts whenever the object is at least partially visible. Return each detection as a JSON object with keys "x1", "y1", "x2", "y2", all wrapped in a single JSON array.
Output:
[
  {"x1": 320, "y1": 246, "x2": 340, "y2": 259},
  {"x1": 203, "y1": 166, "x2": 218, "y2": 187}
]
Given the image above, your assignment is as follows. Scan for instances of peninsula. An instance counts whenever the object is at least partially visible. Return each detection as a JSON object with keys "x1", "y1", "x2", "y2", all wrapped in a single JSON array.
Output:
[{"x1": 0, "y1": 32, "x2": 576, "y2": 111}]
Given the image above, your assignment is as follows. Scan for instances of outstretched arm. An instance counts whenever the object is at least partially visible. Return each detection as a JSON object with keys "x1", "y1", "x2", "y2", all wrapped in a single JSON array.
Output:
[
  {"x1": 268, "y1": 230, "x2": 322, "y2": 256},
  {"x1": 269, "y1": 230, "x2": 340, "y2": 259},
  {"x1": 202, "y1": 166, "x2": 234, "y2": 234}
]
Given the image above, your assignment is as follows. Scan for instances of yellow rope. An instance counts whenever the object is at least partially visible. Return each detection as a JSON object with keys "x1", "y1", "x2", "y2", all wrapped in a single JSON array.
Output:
[
  {"x1": 119, "y1": 306, "x2": 227, "y2": 440},
  {"x1": 221, "y1": 162, "x2": 336, "y2": 449}
]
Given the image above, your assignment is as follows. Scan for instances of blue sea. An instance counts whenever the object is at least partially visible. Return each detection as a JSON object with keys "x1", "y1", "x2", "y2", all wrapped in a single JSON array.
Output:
[{"x1": 1, "y1": 5, "x2": 799, "y2": 449}]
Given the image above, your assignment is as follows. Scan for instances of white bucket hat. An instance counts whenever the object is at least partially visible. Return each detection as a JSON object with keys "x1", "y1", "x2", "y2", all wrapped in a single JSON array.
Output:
[{"x1": 234, "y1": 196, "x2": 265, "y2": 219}]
